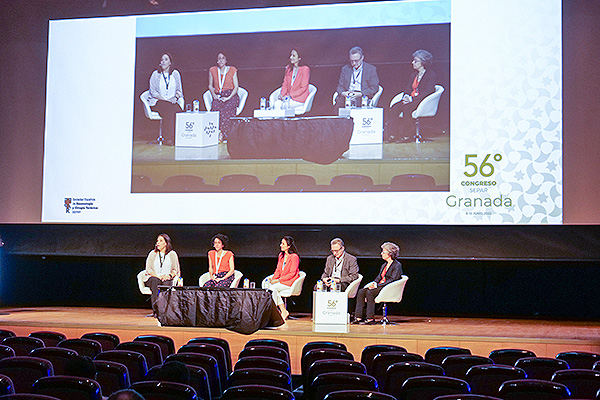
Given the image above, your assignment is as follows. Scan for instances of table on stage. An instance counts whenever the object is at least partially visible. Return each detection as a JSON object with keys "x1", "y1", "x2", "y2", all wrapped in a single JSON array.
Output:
[
  {"x1": 227, "y1": 116, "x2": 353, "y2": 165},
  {"x1": 155, "y1": 286, "x2": 284, "y2": 335}
]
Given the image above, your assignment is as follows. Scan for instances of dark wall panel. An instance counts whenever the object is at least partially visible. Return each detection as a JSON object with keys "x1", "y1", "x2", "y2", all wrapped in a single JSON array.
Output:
[
  {"x1": 2, "y1": 250, "x2": 598, "y2": 320},
  {"x1": 1, "y1": 224, "x2": 600, "y2": 260}
]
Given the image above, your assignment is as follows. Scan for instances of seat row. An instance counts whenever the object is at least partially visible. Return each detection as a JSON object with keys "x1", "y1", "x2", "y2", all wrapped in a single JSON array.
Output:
[
  {"x1": 1, "y1": 329, "x2": 600, "y2": 400},
  {"x1": 132, "y1": 173, "x2": 447, "y2": 193}
]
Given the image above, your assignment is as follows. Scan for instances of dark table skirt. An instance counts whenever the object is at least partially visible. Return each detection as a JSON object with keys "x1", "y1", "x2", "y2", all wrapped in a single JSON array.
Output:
[
  {"x1": 227, "y1": 116, "x2": 353, "y2": 164},
  {"x1": 155, "y1": 286, "x2": 284, "y2": 335}
]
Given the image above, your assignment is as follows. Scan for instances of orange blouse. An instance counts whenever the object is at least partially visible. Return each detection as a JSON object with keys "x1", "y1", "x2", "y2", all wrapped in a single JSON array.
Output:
[
  {"x1": 208, "y1": 249, "x2": 234, "y2": 273},
  {"x1": 209, "y1": 66, "x2": 237, "y2": 92}
]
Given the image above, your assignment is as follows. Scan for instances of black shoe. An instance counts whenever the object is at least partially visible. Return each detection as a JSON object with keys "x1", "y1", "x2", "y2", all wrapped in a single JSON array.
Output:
[{"x1": 350, "y1": 318, "x2": 363, "y2": 325}]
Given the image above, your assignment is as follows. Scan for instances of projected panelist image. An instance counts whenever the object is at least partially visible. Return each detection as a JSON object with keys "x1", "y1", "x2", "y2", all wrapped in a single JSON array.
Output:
[
  {"x1": 385, "y1": 49, "x2": 437, "y2": 142},
  {"x1": 148, "y1": 53, "x2": 184, "y2": 145},
  {"x1": 263, "y1": 236, "x2": 300, "y2": 320},
  {"x1": 142, "y1": 233, "x2": 181, "y2": 316},
  {"x1": 317, "y1": 237, "x2": 359, "y2": 292},
  {"x1": 334, "y1": 46, "x2": 379, "y2": 111},
  {"x1": 203, "y1": 233, "x2": 236, "y2": 287},
  {"x1": 208, "y1": 52, "x2": 239, "y2": 141},
  {"x1": 352, "y1": 242, "x2": 402, "y2": 325},
  {"x1": 272, "y1": 49, "x2": 310, "y2": 112}
]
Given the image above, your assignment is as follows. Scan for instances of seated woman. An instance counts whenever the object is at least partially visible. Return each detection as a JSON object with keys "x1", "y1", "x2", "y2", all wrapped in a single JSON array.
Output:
[
  {"x1": 272, "y1": 49, "x2": 310, "y2": 112},
  {"x1": 203, "y1": 233, "x2": 236, "y2": 287},
  {"x1": 147, "y1": 53, "x2": 184, "y2": 144},
  {"x1": 208, "y1": 52, "x2": 239, "y2": 141},
  {"x1": 143, "y1": 233, "x2": 181, "y2": 315},
  {"x1": 352, "y1": 242, "x2": 403, "y2": 325},
  {"x1": 385, "y1": 49, "x2": 437, "y2": 142},
  {"x1": 263, "y1": 236, "x2": 300, "y2": 320}
]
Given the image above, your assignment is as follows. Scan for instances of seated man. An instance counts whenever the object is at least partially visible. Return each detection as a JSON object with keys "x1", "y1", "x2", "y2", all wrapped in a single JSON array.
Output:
[
  {"x1": 334, "y1": 46, "x2": 380, "y2": 112},
  {"x1": 317, "y1": 238, "x2": 359, "y2": 291}
]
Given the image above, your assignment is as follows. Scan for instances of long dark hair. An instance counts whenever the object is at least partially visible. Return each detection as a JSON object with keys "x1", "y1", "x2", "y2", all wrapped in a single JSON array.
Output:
[
  {"x1": 286, "y1": 49, "x2": 307, "y2": 70},
  {"x1": 157, "y1": 52, "x2": 175, "y2": 75},
  {"x1": 280, "y1": 235, "x2": 298, "y2": 255},
  {"x1": 155, "y1": 233, "x2": 173, "y2": 254}
]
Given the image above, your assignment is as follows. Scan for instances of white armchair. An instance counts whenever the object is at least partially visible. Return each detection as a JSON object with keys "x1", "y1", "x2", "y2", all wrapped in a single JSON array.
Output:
[
  {"x1": 269, "y1": 84, "x2": 317, "y2": 115},
  {"x1": 345, "y1": 274, "x2": 363, "y2": 299},
  {"x1": 390, "y1": 85, "x2": 445, "y2": 142},
  {"x1": 137, "y1": 270, "x2": 182, "y2": 296},
  {"x1": 140, "y1": 90, "x2": 184, "y2": 144},
  {"x1": 374, "y1": 275, "x2": 409, "y2": 325},
  {"x1": 198, "y1": 270, "x2": 244, "y2": 288},
  {"x1": 262, "y1": 271, "x2": 306, "y2": 318},
  {"x1": 203, "y1": 87, "x2": 248, "y2": 116}
]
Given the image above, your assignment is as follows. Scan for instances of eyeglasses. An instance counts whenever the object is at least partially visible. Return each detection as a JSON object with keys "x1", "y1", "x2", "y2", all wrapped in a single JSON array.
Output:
[{"x1": 331, "y1": 248, "x2": 343, "y2": 253}]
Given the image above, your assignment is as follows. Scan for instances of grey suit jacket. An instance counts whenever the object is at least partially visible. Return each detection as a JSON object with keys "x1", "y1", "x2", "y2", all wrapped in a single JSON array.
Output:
[
  {"x1": 336, "y1": 62, "x2": 380, "y2": 98},
  {"x1": 321, "y1": 252, "x2": 360, "y2": 284}
]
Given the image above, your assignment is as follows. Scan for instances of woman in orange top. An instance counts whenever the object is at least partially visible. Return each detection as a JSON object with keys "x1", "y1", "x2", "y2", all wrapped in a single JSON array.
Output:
[
  {"x1": 272, "y1": 49, "x2": 310, "y2": 112},
  {"x1": 208, "y1": 52, "x2": 239, "y2": 141},
  {"x1": 263, "y1": 236, "x2": 300, "y2": 320},
  {"x1": 203, "y1": 233, "x2": 236, "y2": 287}
]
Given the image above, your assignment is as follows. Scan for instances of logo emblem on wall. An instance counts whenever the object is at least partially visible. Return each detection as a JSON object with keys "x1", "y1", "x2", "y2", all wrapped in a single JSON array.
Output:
[
  {"x1": 204, "y1": 122, "x2": 217, "y2": 138},
  {"x1": 327, "y1": 300, "x2": 338, "y2": 308},
  {"x1": 64, "y1": 198, "x2": 72, "y2": 213}
]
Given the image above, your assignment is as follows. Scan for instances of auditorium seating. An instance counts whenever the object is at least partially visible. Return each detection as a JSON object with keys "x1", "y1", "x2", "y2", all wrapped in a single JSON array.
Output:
[
  {"x1": 186, "y1": 337, "x2": 231, "y2": 374},
  {"x1": 5, "y1": 328, "x2": 600, "y2": 400},
  {"x1": 465, "y1": 364, "x2": 527, "y2": 397},
  {"x1": 360, "y1": 344, "x2": 406, "y2": 375},
  {"x1": 177, "y1": 343, "x2": 229, "y2": 389},
  {"x1": 488, "y1": 349, "x2": 536, "y2": 366},
  {"x1": 440, "y1": 354, "x2": 494, "y2": 380},
  {"x1": 425, "y1": 346, "x2": 472, "y2": 366},
  {"x1": 116, "y1": 341, "x2": 163, "y2": 369},
  {"x1": 29, "y1": 347, "x2": 79, "y2": 376},
  {"x1": 27, "y1": 333, "x2": 65, "y2": 348},
  {"x1": 371, "y1": 351, "x2": 424, "y2": 389},
  {"x1": 81, "y1": 333, "x2": 120, "y2": 352},
  {"x1": 134, "y1": 335, "x2": 175, "y2": 359},
  {"x1": 58, "y1": 339, "x2": 102, "y2": 359},
  {"x1": 1, "y1": 338, "x2": 45, "y2": 357}
]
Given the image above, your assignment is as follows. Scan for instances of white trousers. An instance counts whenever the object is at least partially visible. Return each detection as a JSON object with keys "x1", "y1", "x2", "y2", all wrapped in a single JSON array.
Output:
[{"x1": 263, "y1": 281, "x2": 291, "y2": 306}]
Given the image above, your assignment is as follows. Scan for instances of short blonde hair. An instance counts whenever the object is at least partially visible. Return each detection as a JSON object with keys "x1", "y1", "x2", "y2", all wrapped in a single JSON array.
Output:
[{"x1": 381, "y1": 242, "x2": 400, "y2": 259}]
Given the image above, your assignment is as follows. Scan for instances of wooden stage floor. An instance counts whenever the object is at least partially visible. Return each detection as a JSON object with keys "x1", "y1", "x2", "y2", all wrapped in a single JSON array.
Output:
[{"x1": 1, "y1": 307, "x2": 598, "y2": 374}]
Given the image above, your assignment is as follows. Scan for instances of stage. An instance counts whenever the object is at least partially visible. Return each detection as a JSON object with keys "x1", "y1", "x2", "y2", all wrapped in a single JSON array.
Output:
[{"x1": 1, "y1": 307, "x2": 598, "y2": 374}]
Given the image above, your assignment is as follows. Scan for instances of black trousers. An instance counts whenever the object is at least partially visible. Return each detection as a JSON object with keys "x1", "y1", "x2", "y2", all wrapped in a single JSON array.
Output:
[
  {"x1": 151, "y1": 100, "x2": 181, "y2": 143},
  {"x1": 354, "y1": 285, "x2": 384, "y2": 319},
  {"x1": 384, "y1": 101, "x2": 419, "y2": 141},
  {"x1": 145, "y1": 276, "x2": 173, "y2": 311}
]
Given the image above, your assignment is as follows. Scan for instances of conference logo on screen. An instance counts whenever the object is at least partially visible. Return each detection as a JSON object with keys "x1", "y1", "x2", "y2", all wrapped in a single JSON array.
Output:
[
  {"x1": 204, "y1": 121, "x2": 217, "y2": 138},
  {"x1": 62, "y1": 198, "x2": 99, "y2": 215}
]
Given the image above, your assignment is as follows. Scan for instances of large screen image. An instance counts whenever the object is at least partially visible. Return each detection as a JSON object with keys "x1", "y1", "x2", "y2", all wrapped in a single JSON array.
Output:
[{"x1": 42, "y1": 0, "x2": 562, "y2": 224}]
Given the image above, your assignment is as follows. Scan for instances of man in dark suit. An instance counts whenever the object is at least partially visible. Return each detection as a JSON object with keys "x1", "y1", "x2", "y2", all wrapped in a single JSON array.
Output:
[
  {"x1": 335, "y1": 46, "x2": 380, "y2": 112},
  {"x1": 317, "y1": 238, "x2": 360, "y2": 292}
]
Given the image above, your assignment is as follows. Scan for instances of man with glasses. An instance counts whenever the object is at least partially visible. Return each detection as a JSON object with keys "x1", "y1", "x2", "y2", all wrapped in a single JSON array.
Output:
[
  {"x1": 334, "y1": 46, "x2": 380, "y2": 112},
  {"x1": 317, "y1": 237, "x2": 360, "y2": 291}
]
